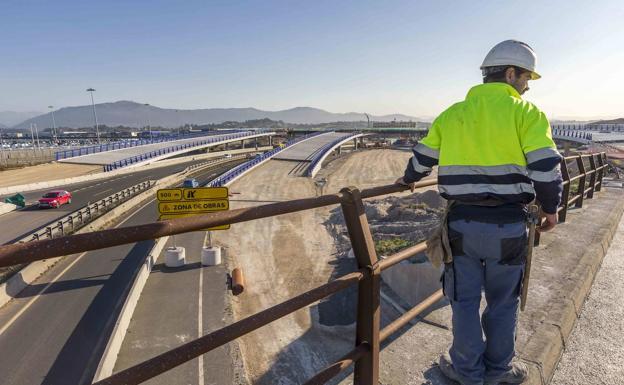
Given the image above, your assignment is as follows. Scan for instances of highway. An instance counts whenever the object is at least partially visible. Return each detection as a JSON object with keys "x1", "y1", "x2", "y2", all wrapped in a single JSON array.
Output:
[
  {"x1": 0, "y1": 159, "x2": 245, "y2": 385},
  {"x1": 0, "y1": 157, "x2": 236, "y2": 245}
]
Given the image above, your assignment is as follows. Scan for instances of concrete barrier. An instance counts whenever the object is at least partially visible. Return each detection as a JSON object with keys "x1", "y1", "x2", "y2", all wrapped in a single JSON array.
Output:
[
  {"x1": 92, "y1": 235, "x2": 169, "y2": 382},
  {"x1": 0, "y1": 202, "x2": 18, "y2": 216}
]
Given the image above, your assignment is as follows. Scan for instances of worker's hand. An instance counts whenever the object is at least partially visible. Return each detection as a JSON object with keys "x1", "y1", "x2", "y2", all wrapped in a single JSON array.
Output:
[
  {"x1": 395, "y1": 177, "x2": 417, "y2": 192},
  {"x1": 538, "y1": 212, "x2": 558, "y2": 232}
]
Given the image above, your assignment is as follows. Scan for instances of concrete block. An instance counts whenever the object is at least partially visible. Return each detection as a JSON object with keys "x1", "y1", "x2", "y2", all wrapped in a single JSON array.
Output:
[
  {"x1": 165, "y1": 246, "x2": 185, "y2": 267},
  {"x1": 542, "y1": 297, "x2": 578, "y2": 346},
  {"x1": 201, "y1": 246, "x2": 222, "y2": 266}
]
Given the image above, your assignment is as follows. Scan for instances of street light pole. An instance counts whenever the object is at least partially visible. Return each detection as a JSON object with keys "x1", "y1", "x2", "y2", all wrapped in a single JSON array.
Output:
[
  {"x1": 86, "y1": 88, "x2": 101, "y2": 144},
  {"x1": 48, "y1": 106, "x2": 57, "y2": 143},
  {"x1": 144, "y1": 103, "x2": 153, "y2": 141}
]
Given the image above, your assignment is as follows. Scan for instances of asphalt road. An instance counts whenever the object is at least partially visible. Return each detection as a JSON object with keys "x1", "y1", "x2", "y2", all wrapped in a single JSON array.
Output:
[
  {"x1": 0, "y1": 160, "x2": 244, "y2": 385},
  {"x1": 0, "y1": 157, "x2": 238, "y2": 245}
]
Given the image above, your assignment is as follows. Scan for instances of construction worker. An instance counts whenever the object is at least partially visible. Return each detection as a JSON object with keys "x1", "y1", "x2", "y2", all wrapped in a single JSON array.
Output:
[{"x1": 396, "y1": 40, "x2": 563, "y2": 385}]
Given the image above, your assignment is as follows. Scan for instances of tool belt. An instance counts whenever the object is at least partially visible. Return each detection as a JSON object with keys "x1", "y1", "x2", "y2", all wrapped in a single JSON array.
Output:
[{"x1": 425, "y1": 201, "x2": 455, "y2": 268}]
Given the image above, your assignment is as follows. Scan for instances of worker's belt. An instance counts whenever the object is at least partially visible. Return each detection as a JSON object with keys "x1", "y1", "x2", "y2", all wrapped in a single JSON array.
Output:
[{"x1": 449, "y1": 200, "x2": 527, "y2": 224}]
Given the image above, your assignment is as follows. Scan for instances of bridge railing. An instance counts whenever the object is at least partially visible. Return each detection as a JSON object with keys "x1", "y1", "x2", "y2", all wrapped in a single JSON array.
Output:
[
  {"x1": 54, "y1": 131, "x2": 235, "y2": 161},
  {"x1": 103, "y1": 130, "x2": 272, "y2": 172},
  {"x1": 0, "y1": 152, "x2": 607, "y2": 385},
  {"x1": 208, "y1": 131, "x2": 326, "y2": 186},
  {"x1": 306, "y1": 132, "x2": 363, "y2": 177}
]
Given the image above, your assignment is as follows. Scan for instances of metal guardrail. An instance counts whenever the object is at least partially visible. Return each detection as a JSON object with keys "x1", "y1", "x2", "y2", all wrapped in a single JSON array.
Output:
[
  {"x1": 306, "y1": 132, "x2": 363, "y2": 177},
  {"x1": 0, "y1": 152, "x2": 608, "y2": 385},
  {"x1": 20, "y1": 180, "x2": 154, "y2": 244},
  {"x1": 103, "y1": 130, "x2": 273, "y2": 172},
  {"x1": 208, "y1": 131, "x2": 326, "y2": 186},
  {"x1": 55, "y1": 131, "x2": 238, "y2": 161}
]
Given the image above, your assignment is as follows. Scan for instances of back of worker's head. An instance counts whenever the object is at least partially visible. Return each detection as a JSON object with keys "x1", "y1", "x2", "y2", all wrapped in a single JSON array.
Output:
[{"x1": 481, "y1": 40, "x2": 540, "y2": 95}]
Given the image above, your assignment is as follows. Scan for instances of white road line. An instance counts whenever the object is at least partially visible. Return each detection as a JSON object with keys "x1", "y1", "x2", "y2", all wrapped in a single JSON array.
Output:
[
  {"x1": 198, "y1": 231, "x2": 208, "y2": 385},
  {"x1": 93, "y1": 188, "x2": 113, "y2": 197},
  {"x1": 0, "y1": 200, "x2": 152, "y2": 337}
]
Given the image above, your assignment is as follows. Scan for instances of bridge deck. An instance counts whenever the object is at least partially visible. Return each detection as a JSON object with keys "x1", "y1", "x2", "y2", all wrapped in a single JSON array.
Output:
[
  {"x1": 272, "y1": 132, "x2": 356, "y2": 161},
  {"x1": 59, "y1": 131, "x2": 268, "y2": 165}
]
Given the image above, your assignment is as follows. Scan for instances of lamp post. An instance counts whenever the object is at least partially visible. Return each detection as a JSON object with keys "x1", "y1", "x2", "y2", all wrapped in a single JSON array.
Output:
[
  {"x1": 144, "y1": 103, "x2": 153, "y2": 141},
  {"x1": 86, "y1": 88, "x2": 101, "y2": 144},
  {"x1": 48, "y1": 106, "x2": 57, "y2": 144}
]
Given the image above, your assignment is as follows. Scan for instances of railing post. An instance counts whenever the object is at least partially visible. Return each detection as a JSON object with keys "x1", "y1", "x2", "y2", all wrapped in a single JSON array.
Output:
[
  {"x1": 339, "y1": 187, "x2": 380, "y2": 385},
  {"x1": 559, "y1": 159, "x2": 571, "y2": 223},
  {"x1": 587, "y1": 155, "x2": 597, "y2": 199},
  {"x1": 596, "y1": 153, "x2": 605, "y2": 192},
  {"x1": 575, "y1": 156, "x2": 586, "y2": 208}
]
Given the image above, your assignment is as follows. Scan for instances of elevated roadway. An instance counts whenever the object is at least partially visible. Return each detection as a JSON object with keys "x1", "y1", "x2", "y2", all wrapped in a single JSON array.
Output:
[
  {"x1": 272, "y1": 131, "x2": 357, "y2": 161},
  {"x1": 59, "y1": 130, "x2": 274, "y2": 167},
  {"x1": 0, "y1": 160, "x2": 246, "y2": 385}
]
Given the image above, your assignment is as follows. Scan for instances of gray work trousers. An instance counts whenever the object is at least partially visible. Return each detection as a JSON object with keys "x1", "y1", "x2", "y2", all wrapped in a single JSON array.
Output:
[{"x1": 442, "y1": 219, "x2": 527, "y2": 385}]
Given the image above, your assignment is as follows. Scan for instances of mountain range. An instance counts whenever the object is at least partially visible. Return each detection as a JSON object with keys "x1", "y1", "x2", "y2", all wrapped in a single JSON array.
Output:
[
  {"x1": 7, "y1": 101, "x2": 422, "y2": 130},
  {"x1": 0, "y1": 111, "x2": 43, "y2": 128}
]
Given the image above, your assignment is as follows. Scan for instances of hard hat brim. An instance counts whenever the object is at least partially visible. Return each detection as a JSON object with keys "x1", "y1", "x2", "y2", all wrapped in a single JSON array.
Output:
[{"x1": 530, "y1": 71, "x2": 541, "y2": 80}]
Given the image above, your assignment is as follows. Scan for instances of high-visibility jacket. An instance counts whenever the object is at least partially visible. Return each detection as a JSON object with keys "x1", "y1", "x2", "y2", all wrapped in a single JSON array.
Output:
[{"x1": 403, "y1": 82, "x2": 563, "y2": 214}]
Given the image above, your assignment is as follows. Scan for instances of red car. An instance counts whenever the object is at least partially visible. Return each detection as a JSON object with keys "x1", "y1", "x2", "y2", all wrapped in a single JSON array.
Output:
[{"x1": 38, "y1": 190, "x2": 72, "y2": 209}]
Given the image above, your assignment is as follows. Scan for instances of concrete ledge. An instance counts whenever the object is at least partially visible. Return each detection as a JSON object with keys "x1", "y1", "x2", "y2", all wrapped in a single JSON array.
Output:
[{"x1": 518, "y1": 189, "x2": 624, "y2": 385}]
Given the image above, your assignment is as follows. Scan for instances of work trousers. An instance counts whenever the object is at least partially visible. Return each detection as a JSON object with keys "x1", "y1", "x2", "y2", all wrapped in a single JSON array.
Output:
[{"x1": 443, "y1": 219, "x2": 527, "y2": 385}]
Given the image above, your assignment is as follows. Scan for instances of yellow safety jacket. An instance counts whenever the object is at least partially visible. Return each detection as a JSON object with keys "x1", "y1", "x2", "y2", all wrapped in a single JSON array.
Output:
[{"x1": 404, "y1": 82, "x2": 563, "y2": 214}]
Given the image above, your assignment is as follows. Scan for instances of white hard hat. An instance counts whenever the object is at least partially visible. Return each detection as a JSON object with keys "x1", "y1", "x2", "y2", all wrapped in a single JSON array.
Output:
[{"x1": 481, "y1": 40, "x2": 541, "y2": 80}]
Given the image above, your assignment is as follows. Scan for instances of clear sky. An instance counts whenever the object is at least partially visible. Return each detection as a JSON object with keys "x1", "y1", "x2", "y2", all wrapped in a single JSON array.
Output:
[{"x1": 1, "y1": 0, "x2": 622, "y2": 120}]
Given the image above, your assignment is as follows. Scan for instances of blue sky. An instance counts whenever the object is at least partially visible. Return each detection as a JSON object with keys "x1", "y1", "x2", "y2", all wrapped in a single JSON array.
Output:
[{"x1": 1, "y1": 0, "x2": 622, "y2": 119}]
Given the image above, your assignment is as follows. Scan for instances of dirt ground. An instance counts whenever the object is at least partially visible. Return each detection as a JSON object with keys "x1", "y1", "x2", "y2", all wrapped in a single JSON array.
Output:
[
  {"x1": 213, "y1": 149, "x2": 439, "y2": 384},
  {"x1": 0, "y1": 162, "x2": 101, "y2": 188}
]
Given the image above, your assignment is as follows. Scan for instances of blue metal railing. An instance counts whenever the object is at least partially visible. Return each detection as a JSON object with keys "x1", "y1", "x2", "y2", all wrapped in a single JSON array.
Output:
[
  {"x1": 103, "y1": 130, "x2": 272, "y2": 172},
  {"x1": 208, "y1": 132, "x2": 326, "y2": 187},
  {"x1": 55, "y1": 130, "x2": 243, "y2": 161},
  {"x1": 305, "y1": 133, "x2": 362, "y2": 177}
]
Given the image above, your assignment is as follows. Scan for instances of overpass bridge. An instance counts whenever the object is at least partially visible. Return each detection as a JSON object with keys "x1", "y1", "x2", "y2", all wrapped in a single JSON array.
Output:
[{"x1": 57, "y1": 130, "x2": 275, "y2": 171}]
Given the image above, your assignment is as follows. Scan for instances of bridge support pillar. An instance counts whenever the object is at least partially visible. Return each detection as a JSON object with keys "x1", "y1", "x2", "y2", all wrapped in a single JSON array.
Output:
[
  {"x1": 354, "y1": 138, "x2": 358, "y2": 150},
  {"x1": 254, "y1": 137, "x2": 258, "y2": 150},
  {"x1": 241, "y1": 139, "x2": 245, "y2": 149},
  {"x1": 269, "y1": 135, "x2": 273, "y2": 146}
]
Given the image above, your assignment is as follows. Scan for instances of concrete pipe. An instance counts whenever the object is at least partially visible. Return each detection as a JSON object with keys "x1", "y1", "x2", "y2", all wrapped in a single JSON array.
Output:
[
  {"x1": 201, "y1": 246, "x2": 222, "y2": 266},
  {"x1": 165, "y1": 246, "x2": 186, "y2": 267}
]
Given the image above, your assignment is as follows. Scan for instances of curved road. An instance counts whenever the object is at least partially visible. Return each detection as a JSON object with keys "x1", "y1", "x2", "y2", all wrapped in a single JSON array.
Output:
[{"x1": 0, "y1": 159, "x2": 245, "y2": 385}]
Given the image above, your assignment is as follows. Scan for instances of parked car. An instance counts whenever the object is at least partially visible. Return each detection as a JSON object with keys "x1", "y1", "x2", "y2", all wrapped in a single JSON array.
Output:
[
  {"x1": 38, "y1": 190, "x2": 72, "y2": 209},
  {"x1": 183, "y1": 178, "x2": 199, "y2": 188}
]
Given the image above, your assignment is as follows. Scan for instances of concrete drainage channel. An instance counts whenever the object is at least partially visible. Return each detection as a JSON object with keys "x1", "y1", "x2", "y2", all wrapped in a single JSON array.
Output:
[{"x1": 0, "y1": 155, "x2": 245, "y2": 309}]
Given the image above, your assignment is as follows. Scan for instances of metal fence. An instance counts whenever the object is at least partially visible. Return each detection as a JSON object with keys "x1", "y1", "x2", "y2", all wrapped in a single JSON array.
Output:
[{"x1": 0, "y1": 152, "x2": 608, "y2": 385}]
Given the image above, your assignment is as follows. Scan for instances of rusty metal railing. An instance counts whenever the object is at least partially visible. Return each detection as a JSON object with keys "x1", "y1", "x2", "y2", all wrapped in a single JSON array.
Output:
[{"x1": 0, "y1": 152, "x2": 608, "y2": 385}]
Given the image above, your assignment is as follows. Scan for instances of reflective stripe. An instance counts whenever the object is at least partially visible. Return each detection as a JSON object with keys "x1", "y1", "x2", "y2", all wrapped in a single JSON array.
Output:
[
  {"x1": 411, "y1": 156, "x2": 432, "y2": 173},
  {"x1": 438, "y1": 164, "x2": 527, "y2": 176},
  {"x1": 414, "y1": 143, "x2": 439, "y2": 159},
  {"x1": 525, "y1": 147, "x2": 561, "y2": 164},
  {"x1": 440, "y1": 182, "x2": 535, "y2": 196},
  {"x1": 528, "y1": 167, "x2": 561, "y2": 182}
]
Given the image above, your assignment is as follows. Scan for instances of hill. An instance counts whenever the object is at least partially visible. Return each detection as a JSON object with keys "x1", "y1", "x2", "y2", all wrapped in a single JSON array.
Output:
[{"x1": 12, "y1": 101, "x2": 422, "y2": 129}]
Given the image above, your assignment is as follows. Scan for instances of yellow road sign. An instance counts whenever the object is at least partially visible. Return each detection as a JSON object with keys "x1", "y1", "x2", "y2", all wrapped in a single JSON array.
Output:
[
  {"x1": 158, "y1": 213, "x2": 230, "y2": 230},
  {"x1": 182, "y1": 187, "x2": 228, "y2": 201},
  {"x1": 157, "y1": 188, "x2": 183, "y2": 201},
  {"x1": 158, "y1": 199, "x2": 228, "y2": 214}
]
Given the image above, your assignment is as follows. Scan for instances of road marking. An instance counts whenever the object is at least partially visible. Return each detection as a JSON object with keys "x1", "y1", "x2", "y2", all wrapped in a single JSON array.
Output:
[
  {"x1": 0, "y1": 200, "x2": 152, "y2": 337},
  {"x1": 93, "y1": 188, "x2": 113, "y2": 197},
  {"x1": 198, "y1": 231, "x2": 208, "y2": 385}
]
